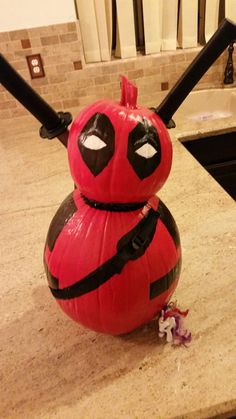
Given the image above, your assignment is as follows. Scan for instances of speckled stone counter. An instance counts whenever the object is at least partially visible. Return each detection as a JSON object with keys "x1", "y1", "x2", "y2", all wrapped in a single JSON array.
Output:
[{"x1": 0, "y1": 111, "x2": 235, "y2": 419}]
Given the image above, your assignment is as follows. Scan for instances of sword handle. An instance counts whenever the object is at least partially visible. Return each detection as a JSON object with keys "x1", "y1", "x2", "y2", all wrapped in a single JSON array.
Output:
[{"x1": 0, "y1": 53, "x2": 72, "y2": 146}]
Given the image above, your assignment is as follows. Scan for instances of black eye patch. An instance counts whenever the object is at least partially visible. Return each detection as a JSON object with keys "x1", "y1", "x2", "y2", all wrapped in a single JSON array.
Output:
[
  {"x1": 127, "y1": 118, "x2": 161, "y2": 180},
  {"x1": 78, "y1": 113, "x2": 115, "y2": 176}
]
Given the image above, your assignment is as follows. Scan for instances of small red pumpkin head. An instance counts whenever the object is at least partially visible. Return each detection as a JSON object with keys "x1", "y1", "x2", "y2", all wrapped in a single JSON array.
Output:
[{"x1": 68, "y1": 76, "x2": 172, "y2": 203}]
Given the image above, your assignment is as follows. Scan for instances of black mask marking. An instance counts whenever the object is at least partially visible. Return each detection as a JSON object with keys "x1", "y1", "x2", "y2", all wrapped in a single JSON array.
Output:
[
  {"x1": 78, "y1": 113, "x2": 115, "y2": 176},
  {"x1": 127, "y1": 118, "x2": 161, "y2": 180}
]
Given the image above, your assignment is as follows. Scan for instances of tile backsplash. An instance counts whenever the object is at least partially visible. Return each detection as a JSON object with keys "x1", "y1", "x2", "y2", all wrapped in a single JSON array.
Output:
[{"x1": 0, "y1": 20, "x2": 234, "y2": 120}]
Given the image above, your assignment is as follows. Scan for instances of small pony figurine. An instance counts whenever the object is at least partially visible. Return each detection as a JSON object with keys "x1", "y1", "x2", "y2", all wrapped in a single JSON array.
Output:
[{"x1": 158, "y1": 302, "x2": 191, "y2": 345}]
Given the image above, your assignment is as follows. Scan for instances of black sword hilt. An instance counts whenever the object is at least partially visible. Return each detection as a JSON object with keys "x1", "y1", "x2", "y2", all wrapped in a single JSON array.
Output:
[{"x1": 0, "y1": 53, "x2": 72, "y2": 147}]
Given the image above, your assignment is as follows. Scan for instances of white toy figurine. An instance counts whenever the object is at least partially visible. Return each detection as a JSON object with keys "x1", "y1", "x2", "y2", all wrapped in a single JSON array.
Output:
[
  {"x1": 158, "y1": 310, "x2": 176, "y2": 342},
  {"x1": 158, "y1": 303, "x2": 191, "y2": 345}
]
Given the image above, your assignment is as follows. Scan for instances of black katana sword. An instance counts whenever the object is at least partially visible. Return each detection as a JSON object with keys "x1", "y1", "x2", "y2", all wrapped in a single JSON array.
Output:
[{"x1": 0, "y1": 53, "x2": 72, "y2": 146}]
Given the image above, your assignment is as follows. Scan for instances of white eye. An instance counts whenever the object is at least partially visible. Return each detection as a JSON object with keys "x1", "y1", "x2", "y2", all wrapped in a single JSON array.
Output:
[
  {"x1": 83, "y1": 135, "x2": 106, "y2": 150},
  {"x1": 135, "y1": 143, "x2": 157, "y2": 159}
]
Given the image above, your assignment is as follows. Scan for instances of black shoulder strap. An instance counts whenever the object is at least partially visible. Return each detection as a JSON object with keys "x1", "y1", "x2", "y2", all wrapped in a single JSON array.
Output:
[{"x1": 49, "y1": 208, "x2": 159, "y2": 300}]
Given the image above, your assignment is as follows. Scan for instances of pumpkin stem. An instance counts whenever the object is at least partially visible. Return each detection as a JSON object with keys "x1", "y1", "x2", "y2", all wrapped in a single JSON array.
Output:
[{"x1": 120, "y1": 75, "x2": 138, "y2": 109}]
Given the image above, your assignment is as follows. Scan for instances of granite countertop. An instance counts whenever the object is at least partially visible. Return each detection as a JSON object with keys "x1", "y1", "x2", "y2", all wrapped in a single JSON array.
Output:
[{"x1": 0, "y1": 112, "x2": 235, "y2": 419}]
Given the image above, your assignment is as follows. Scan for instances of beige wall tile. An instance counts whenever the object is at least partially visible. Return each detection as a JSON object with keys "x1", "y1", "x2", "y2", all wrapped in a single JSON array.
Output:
[
  {"x1": 83, "y1": 66, "x2": 103, "y2": 77},
  {"x1": 50, "y1": 100, "x2": 64, "y2": 109},
  {"x1": 48, "y1": 74, "x2": 67, "y2": 84},
  {"x1": 41, "y1": 35, "x2": 59, "y2": 46},
  {"x1": 2, "y1": 40, "x2": 22, "y2": 52},
  {"x1": 60, "y1": 33, "x2": 78, "y2": 43},
  {"x1": 67, "y1": 22, "x2": 77, "y2": 32},
  {"x1": 50, "y1": 23, "x2": 69, "y2": 35},
  {"x1": 0, "y1": 100, "x2": 17, "y2": 109},
  {"x1": 9, "y1": 29, "x2": 29, "y2": 41},
  {"x1": 62, "y1": 98, "x2": 80, "y2": 108},
  {"x1": 94, "y1": 75, "x2": 111, "y2": 85},
  {"x1": 101, "y1": 63, "x2": 120, "y2": 75},
  {"x1": 0, "y1": 109, "x2": 12, "y2": 118},
  {"x1": 78, "y1": 95, "x2": 99, "y2": 106},
  {"x1": 127, "y1": 69, "x2": 144, "y2": 80},
  {"x1": 0, "y1": 32, "x2": 10, "y2": 42},
  {"x1": 14, "y1": 49, "x2": 33, "y2": 58},
  {"x1": 0, "y1": 92, "x2": 7, "y2": 101},
  {"x1": 56, "y1": 63, "x2": 74, "y2": 74},
  {"x1": 1, "y1": 52, "x2": 14, "y2": 61},
  {"x1": 30, "y1": 38, "x2": 42, "y2": 48},
  {"x1": 10, "y1": 107, "x2": 28, "y2": 117}
]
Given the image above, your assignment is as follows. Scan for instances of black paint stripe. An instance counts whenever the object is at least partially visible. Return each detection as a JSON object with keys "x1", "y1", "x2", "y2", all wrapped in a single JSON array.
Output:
[
  {"x1": 81, "y1": 194, "x2": 146, "y2": 212},
  {"x1": 149, "y1": 257, "x2": 181, "y2": 300},
  {"x1": 50, "y1": 252, "x2": 127, "y2": 300},
  {"x1": 158, "y1": 200, "x2": 180, "y2": 248},
  {"x1": 46, "y1": 192, "x2": 77, "y2": 251}
]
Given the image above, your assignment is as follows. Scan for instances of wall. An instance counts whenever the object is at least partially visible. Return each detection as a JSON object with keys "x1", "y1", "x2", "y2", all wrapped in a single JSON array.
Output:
[
  {"x1": 0, "y1": 0, "x2": 76, "y2": 31},
  {"x1": 0, "y1": 19, "x2": 234, "y2": 121}
]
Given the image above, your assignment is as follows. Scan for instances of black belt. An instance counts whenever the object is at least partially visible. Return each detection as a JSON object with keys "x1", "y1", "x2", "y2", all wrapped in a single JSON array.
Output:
[
  {"x1": 81, "y1": 194, "x2": 146, "y2": 212},
  {"x1": 49, "y1": 207, "x2": 159, "y2": 300}
]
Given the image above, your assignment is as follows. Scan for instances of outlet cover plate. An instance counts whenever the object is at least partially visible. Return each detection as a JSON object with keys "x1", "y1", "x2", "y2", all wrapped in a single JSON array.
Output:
[{"x1": 26, "y1": 54, "x2": 45, "y2": 79}]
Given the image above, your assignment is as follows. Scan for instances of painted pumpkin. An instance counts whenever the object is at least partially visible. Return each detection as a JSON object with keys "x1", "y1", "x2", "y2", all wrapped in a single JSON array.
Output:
[
  {"x1": 68, "y1": 76, "x2": 172, "y2": 202},
  {"x1": 44, "y1": 77, "x2": 181, "y2": 335}
]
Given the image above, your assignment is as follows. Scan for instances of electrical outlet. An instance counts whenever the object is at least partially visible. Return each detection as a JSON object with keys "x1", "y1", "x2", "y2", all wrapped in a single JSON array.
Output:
[{"x1": 26, "y1": 54, "x2": 45, "y2": 79}]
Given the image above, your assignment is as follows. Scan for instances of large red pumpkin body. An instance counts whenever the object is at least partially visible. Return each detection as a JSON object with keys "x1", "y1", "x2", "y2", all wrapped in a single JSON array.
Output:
[
  {"x1": 44, "y1": 77, "x2": 181, "y2": 335},
  {"x1": 44, "y1": 190, "x2": 181, "y2": 334}
]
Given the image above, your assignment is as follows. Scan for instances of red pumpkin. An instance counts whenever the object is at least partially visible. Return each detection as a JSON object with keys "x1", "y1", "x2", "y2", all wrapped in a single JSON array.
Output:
[
  {"x1": 44, "y1": 77, "x2": 181, "y2": 335},
  {"x1": 68, "y1": 77, "x2": 172, "y2": 203}
]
